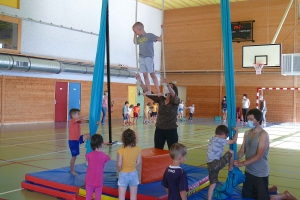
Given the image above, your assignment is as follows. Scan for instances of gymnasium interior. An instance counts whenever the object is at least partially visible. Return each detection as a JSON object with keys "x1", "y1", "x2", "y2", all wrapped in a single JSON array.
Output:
[{"x1": 0, "y1": 0, "x2": 299, "y2": 199}]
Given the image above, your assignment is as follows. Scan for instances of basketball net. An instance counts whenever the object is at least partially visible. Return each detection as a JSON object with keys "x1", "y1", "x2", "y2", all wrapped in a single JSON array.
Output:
[{"x1": 254, "y1": 63, "x2": 264, "y2": 75}]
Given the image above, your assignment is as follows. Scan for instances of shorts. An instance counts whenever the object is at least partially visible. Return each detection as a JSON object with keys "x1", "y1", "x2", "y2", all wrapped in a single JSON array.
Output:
[
  {"x1": 179, "y1": 108, "x2": 183, "y2": 112},
  {"x1": 123, "y1": 114, "x2": 128, "y2": 120},
  {"x1": 207, "y1": 151, "x2": 232, "y2": 184},
  {"x1": 139, "y1": 57, "x2": 154, "y2": 73},
  {"x1": 242, "y1": 171, "x2": 269, "y2": 200},
  {"x1": 222, "y1": 108, "x2": 227, "y2": 113},
  {"x1": 68, "y1": 135, "x2": 84, "y2": 157},
  {"x1": 152, "y1": 112, "x2": 157, "y2": 116},
  {"x1": 133, "y1": 112, "x2": 139, "y2": 118},
  {"x1": 118, "y1": 170, "x2": 139, "y2": 187}
]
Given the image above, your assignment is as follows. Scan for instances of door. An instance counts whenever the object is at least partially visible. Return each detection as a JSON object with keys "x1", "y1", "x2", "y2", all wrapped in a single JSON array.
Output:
[
  {"x1": 68, "y1": 83, "x2": 81, "y2": 120},
  {"x1": 177, "y1": 86, "x2": 187, "y2": 116},
  {"x1": 55, "y1": 82, "x2": 68, "y2": 122}
]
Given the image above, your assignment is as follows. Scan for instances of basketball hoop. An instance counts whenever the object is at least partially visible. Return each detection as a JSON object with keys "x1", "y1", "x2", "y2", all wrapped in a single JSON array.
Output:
[{"x1": 254, "y1": 63, "x2": 264, "y2": 75}]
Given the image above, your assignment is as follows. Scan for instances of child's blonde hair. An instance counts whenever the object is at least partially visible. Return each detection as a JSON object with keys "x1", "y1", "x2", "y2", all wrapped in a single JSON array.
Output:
[
  {"x1": 169, "y1": 143, "x2": 187, "y2": 160},
  {"x1": 133, "y1": 22, "x2": 144, "y2": 29}
]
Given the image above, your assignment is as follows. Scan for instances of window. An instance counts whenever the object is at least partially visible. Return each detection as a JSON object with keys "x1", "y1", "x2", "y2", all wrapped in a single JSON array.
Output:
[{"x1": 0, "y1": 14, "x2": 22, "y2": 53}]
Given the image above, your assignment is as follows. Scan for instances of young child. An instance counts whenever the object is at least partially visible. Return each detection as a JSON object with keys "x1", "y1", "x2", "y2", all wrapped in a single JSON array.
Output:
[
  {"x1": 133, "y1": 103, "x2": 140, "y2": 125},
  {"x1": 206, "y1": 125, "x2": 238, "y2": 200},
  {"x1": 117, "y1": 129, "x2": 141, "y2": 200},
  {"x1": 178, "y1": 101, "x2": 185, "y2": 121},
  {"x1": 144, "y1": 102, "x2": 151, "y2": 124},
  {"x1": 152, "y1": 102, "x2": 158, "y2": 123},
  {"x1": 187, "y1": 104, "x2": 195, "y2": 122},
  {"x1": 68, "y1": 108, "x2": 90, "y2": 175},
  {"x1": 161, "y1": 143, "x2": 188, "y2": 200},
  {"x1": 126, "y1": 104, "x2": 134, "y2": 125},
  {"x1": 85, "y1": 134, "x2": 110, "y2": 200},
  {"x1": 132, "y1": 22, "x2": 162, "y2": 96},
  {"x1": 122, "y1": 101, "x2": 129, "y2": 126}
]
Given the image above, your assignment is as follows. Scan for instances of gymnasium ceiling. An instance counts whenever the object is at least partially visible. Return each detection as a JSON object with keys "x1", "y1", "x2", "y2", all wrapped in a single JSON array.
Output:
[{"x1": 139, "y1": 0, "x2": 247, "y2": 10}]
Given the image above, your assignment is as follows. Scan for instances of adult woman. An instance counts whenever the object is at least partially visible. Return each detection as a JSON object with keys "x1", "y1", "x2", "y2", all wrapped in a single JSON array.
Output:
[
  {"x1": 242, "y1": 94, "x2": 250, "y2": 123},
  {"x1": 136, "y1": 74, "x2": 180, "y2": 149},
  {"x1": 101, "y1": 91, "x2": 108, "y2": 124}
]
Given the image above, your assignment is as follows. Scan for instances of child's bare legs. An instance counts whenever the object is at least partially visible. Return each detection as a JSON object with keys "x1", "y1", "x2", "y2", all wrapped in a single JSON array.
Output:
[
  {"x1": 143, "y1": 73, "x2": 151, "y2": 95},
  {"x1": 150, "y1": 72, "x2": 162, "y2": 96},
  {"x1": 129, "y1": 186, "x2": 138, "y2": 200},
  {"x1": 228, "y1": 150, "x2": 234, "y2": 171},
  {"x1": 208, "y1": 182, "x2": 216, "y2": 200},
  {"x1": 118, "y1": 186, "x2": 126, "y2": 200},
  {"x1": 70, "y1": 156, "x2": 77, "y2": 175}
]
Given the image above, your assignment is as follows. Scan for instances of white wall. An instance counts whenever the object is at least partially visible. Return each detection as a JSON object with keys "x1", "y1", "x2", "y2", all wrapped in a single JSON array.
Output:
[{"x1": 0, "y1": 0, "x2": 162, "y2": 82}]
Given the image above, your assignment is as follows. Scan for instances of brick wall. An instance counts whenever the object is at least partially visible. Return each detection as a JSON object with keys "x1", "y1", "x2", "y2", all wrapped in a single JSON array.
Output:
[{"x1": 0, "y1": 76, "x2": 134, "y2": 124}]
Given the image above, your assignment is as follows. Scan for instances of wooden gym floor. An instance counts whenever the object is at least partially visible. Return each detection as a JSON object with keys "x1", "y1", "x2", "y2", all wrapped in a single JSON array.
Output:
[{"x1": 0, "y1": 118, "x2": 299, "y2": 199}]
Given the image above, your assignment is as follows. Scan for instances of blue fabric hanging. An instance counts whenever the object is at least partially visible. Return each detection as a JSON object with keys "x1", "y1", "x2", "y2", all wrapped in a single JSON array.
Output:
[
  {"x1": 213, "y1": 1, "x2": 245, "y2": 198},
  {"x1": 85, "y1": 0, "x2": 108, "y2": 154},
  {"x1": 220, "y1": 0, "x2": 237, "y2": 158}
]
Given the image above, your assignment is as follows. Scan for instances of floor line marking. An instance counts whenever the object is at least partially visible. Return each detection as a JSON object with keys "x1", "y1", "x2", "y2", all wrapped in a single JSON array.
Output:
[
  {"x1": 0, "y1": 132, "x2": 67, "y2": 140},
  {"x1": 0, "y1": 150, "x2": 69, "y2": 163},
  {"x1": 0, "y1": 188, "x2": 23, "y2": 196},
  {"x1": 0, "y1": 139, "x2": 67, "y2": 148}
]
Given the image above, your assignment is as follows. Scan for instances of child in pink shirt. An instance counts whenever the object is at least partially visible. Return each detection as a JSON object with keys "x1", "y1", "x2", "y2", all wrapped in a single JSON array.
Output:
[{"x1": 85, "y1": 134, "x2": 110, "y2": 200}]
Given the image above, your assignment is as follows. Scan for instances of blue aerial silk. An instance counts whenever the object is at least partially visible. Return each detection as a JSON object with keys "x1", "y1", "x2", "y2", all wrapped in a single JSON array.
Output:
[
  {"x1": 85, "y1": 0, "x2": 108, "y2": 154},
  {"x1": 213, "y1": 1, "x2": 245, "y2": 198}
]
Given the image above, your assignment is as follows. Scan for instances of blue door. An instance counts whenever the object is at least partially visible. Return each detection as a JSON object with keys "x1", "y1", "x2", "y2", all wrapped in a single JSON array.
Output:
[{"x1": 68, "y1": 82, "x2": 81, "y2": 120}]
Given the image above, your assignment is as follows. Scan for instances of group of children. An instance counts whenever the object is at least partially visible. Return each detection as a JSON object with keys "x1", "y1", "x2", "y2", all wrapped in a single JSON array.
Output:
[
  {"x1": 177, "y1": 100, "x2": 196, "y2": 122},
  {"x1": 68, "y1": 107, "x2": 238, "y2": 200},
  {"x1": 122, "y1": 101, "x2": 141, "y2": 126}
]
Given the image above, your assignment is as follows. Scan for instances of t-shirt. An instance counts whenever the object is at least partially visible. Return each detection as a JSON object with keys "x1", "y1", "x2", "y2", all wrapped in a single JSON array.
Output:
[
  {"x1": 117, "y1": 146, "x2": 141, "y2": 172},
  {"x1": 189, "y1": 106, "x2": 195, "y2": 113},
  {"x1": 69, "y1": 118, "x2": 82, "y2": 140},
  {"x1": 242, "y1": 98, "x2": 250, "y2": 109},
  {"x1": 206, "y1": 137, "x2": 227, "y2": 163},
  {"x1": 144, "y1": 105, "x2": 149, "y2": 113},
  {"x1": 127, "y1": 108, "x2": 133, "y2": 115},
  {"x1": 133, "y1": 106, "x2": 140, "y2": 114},
  {"x1": 152, "y1": 104, "x2": 158, "y2": 112},
  {"x1": 102, "y1": 95, "x2": 108, "y2": 108},
  {"x1": 85, "y1": 151, "x2": 110, "y2": 186},
  {"x1": 178, "y1": 103, "x2": 184, "y2": 109},
  {"x1": 137, "y1": 33, "x2": 158, "y2": 58},
  {"x1": 221, "y1": 100, "x2": 227, "y2": 109},
  {"x1": 161, "y1": 166, "x2": 188, "y2": 200},
  {"x1": 122, "y1": 106, "x2": 127, "y2": 115},
  {"x1": 147, "y1": 95, "x2": 180, "y2": 130}
]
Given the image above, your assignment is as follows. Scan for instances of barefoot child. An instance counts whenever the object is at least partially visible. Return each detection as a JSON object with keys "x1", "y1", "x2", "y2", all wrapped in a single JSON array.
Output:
[
  {"x1": 206, "y1": 125, "x2": 239, "y2": 200},
  {"x1": 144, "y1": 102, "x2": 151, "y2": 124},
  {"x1": 133, "y1": 103, "x2": 140, "y2": 124},
  {"x1": 68, "y1": 108, "x2": 90, "y2": 175},
  {"x1": 133, "y1": 22, "x2": 162, "y2": 96},
  {"x1": 117, "y1": 129, "x2": 141, "y2": 200},
  {"x1": 85, "y1": 134, "x2": 110, "y2": 200}
]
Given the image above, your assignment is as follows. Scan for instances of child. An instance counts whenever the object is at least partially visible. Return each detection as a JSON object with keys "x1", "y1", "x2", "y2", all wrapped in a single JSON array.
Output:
[
  {"x1": 206, "y1": 125, "x2": 238, "y2": 200},
  {"x1": 161, "y1": 143, "x2": 188, "y2": 200},
  {"x1": 68, "y1": 108, "x2": 90, "y2": 175},
  {"x1": 186, "y1": 104, "x2": 195, "y2": 122},
  {"x1": 178, "y1": 101, "x2": 185, "y2": 121},
  {"x1": 144, "y1": 102, "x2": 151, "y2": 124},
  {"x1": 133, "y1": 103, "x2": 140, "y2": 125},
  {"x1": 126, "y1": 104, "x2": 134, "y2": 125},
  {"x1": 117, "y1": 129, "x2": 141, "y2": 200},
  {"x1": 85, "y1": 134, "x2": 110, "y2": 200},
  {"x1": 122, "y1": 101, "x2": 129, "y2": 126},
  {"x1": 132, "y1": 22, "x2": 162, "y2": 96},
  {"x1": 152, "y1": 102, "x2": 158, "y2": 123}
]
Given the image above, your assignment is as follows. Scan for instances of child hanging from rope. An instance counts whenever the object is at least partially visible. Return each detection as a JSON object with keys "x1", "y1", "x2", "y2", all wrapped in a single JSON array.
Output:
[{"x1": 133, "y1": 22, "x2": 162, "y2": 96}]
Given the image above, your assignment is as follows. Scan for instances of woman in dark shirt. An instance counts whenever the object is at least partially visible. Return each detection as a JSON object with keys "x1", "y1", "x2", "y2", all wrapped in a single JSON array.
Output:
[{"x1": 136, "y1": 74, "x2": 180, "y2": 149}]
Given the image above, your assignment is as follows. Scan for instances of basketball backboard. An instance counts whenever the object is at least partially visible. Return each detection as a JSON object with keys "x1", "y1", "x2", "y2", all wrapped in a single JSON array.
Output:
[{"x1": 242, "y1": 44, "x2": 282, "y2": 68}]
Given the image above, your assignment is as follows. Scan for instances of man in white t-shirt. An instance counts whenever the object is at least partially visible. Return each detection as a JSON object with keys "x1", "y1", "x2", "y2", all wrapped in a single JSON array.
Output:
[{"x1": 242, "y1": 94, "x2": 250, "y2": 123}]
